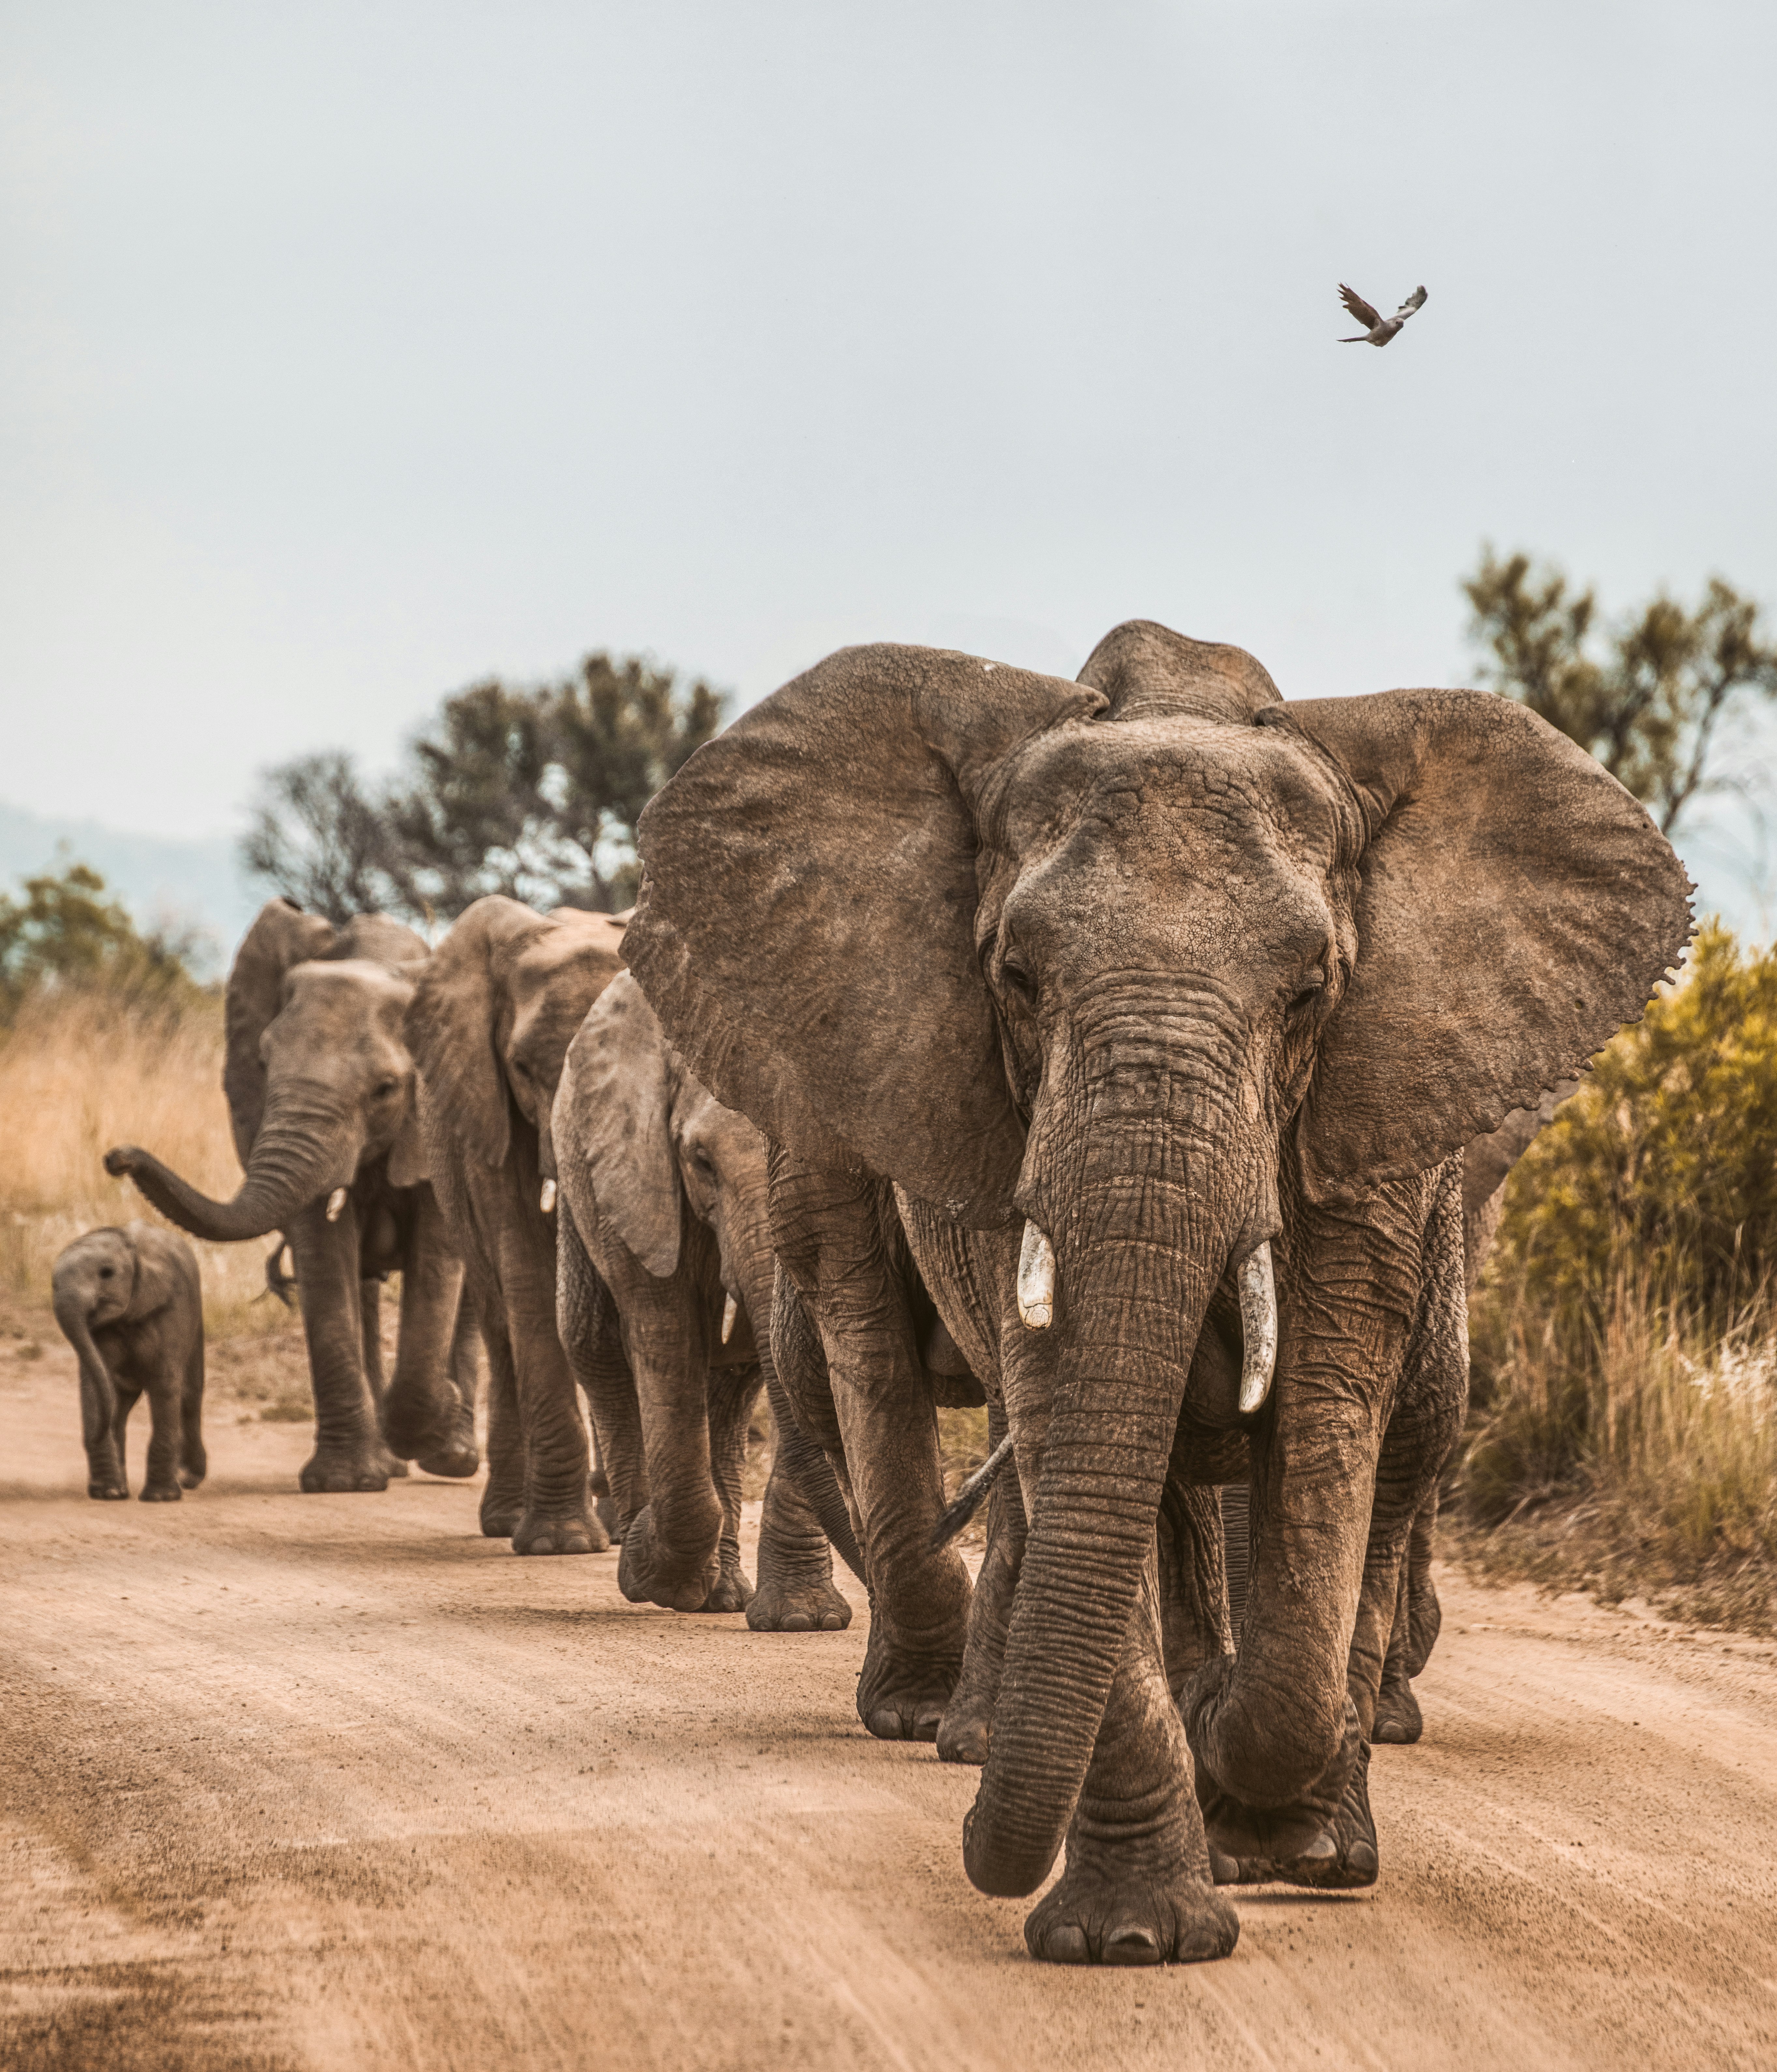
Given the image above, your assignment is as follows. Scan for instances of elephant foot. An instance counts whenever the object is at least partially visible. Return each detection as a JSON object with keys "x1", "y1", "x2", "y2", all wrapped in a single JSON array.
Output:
[
  {"x1": 1406, "y1": 1568, "x2": 1443, "y2": 1679},
  {"x1": 1209, "y1": 1744, "x2": 1378, "y2": 1890},
  {"x1": 700, "y1": 1562, "x2": 755, "y2": 1615},
  {"x1": 512, "y1": 1505, "x2": 609, "y2": 1556},
  {"x1": 748, "y1": 1536, "x2": 850, "y2": 1633},
  {"x1": 1024, "y1": 1823, "x2": 1239, "y2": 1967},
  {"x1": 389, "y1": 1402, "x2": 478, "y2": 1480},
  {"x1": 856, "y1": 1616, "x2": 962, "y2": 1742},
  {"x1": 935, "y1": 1686, "x2": 995, "y2": 1765},
  {"x1": 177, "y1": 1462, "x2": 205, "y2": 1490},
  {"x1": 299, "y1": 1441, "x2": 391, "y2": 1494},
  {"x1": 480, "y1": 1473, "x2": 525, "y2": 1538},
  {"x1": 139, "y1": 1481, "x2": 183, "y2": 1502},
  {"x1": 1372, "y1": 1677, "x2": 1424, "y2": 1746},
  {"x1": 87, "y1": 1480, "x2": 129, "y2": 1501},
  {"x1": 385, "y1": 1454, "x2": 411, "y2": 1480},
  {"x1": 616, "y1": 1505, "x2": 718, "y2": 1609},
  {"x1": 747, "y1": 1574, "x2": 851, "y2": 1633}
]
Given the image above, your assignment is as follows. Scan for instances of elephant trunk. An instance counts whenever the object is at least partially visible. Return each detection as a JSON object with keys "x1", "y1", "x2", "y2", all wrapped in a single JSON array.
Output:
[
  {"x1": 53, "y1": 1293, "x2": 118, "y2": 1454},
  {"x1": 107, "y1": 1081, "x2": 363, "y2": 1243},
  {"x1": 964, "y1": 1078, "x2": 1250, "y2": 1899}
]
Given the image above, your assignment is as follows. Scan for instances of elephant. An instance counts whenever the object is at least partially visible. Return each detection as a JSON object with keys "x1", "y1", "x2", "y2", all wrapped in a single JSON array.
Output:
[
  {"x1": 106, "y1": 899, "x2": 476, "y2": 1494},
  {"x1": 404, "y1": 895, "x2": 628, "y2": 1553},
  {"x1": 551, "y1": 969, "x2": 862, "y2": 1621},
  {"x1": 1365, "y1": 1079, "x2": 1580, "y2": 1746},
  {"x1": 622, "y1": 622, "x2": 1690, "y2": 1964},
  {"x1": 52, "y1": 1222, "x2": 206, "y2": 1502}
]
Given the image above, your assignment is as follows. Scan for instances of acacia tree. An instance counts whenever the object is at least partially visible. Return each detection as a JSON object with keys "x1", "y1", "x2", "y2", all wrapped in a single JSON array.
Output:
[
  {"x1": 240, "y1": 751, "x2": 399, "y2": 925},
  {"x1": 0, "y1": 860, "x2": 204, "y2": 1017},
  {"x1": 1464, "y1": 550, "x2": 1777, "y2": 837},
  {"x1": 240, "y1": 653, "x2": 726, "y2": 923}
]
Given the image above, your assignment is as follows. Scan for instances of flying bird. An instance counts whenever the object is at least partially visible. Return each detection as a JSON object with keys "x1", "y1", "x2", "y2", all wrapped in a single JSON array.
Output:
[{"x1": 1338, "y1": 282, "x2": 1428, "y2": 347}]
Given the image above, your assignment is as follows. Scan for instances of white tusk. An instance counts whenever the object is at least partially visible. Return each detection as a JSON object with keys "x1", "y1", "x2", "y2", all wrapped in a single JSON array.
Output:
[
  {"x1": 721, "y1": 1292, "x2": 738, "y2": 1344},
  {"x1": 325, "y1": 1187, "x2": 348, "y2": 1222},
  {"x1": 1237, "y1": 1242, "x2": 1278, "y2": 1414},
  {"x1": 1017, "y1": 1220, "x2": 1055, "y2": 1330},
  {"x1": 539, "y1": 1178, "x2": 557, "y2": 1214}
]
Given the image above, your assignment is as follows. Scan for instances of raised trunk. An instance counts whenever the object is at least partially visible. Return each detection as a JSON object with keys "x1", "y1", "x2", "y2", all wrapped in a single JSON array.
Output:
[
  {"x1": 964, "y1": 1088, "x2": 1234, "y2": 1898},
  {"x1": 110, "y1": 1083, "x2": 362, "y2": 1244}
]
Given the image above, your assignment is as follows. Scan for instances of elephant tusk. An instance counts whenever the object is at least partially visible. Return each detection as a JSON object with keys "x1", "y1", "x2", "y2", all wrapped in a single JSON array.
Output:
[
  {"x1": 1237, "y1": 1241, "x2": 1278, "y2": 1414},
  {"x1": 721, "y1": 1292, "x2": 738, "y2": 1344},
  {"x1": 325, "y1": 1188, "x2": 348, "y2": 1223},
  {"x1": 1017, "y1": 1221, "x2": 1055, "y2": 1330},
  {"x1": 539, "y1": 1178, "x2": 557, "y2": 1214}
]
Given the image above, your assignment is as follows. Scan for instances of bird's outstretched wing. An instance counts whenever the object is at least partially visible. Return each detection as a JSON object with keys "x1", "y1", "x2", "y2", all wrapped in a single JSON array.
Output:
[
  {"x1": 1338, "y1": 283, "x2": 1381, "y2": 330},
  {"x1": 1396, "y1": 285, "x2": 1428, "y2": 317}
]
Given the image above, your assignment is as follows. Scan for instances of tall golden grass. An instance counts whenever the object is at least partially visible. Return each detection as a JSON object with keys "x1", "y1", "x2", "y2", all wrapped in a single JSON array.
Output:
[{"x1": 0, "y1": 989, "x2": 290, "y2": 1336}]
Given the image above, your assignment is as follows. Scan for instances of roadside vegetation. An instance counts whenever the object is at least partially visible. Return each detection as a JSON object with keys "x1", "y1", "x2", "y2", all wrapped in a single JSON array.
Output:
[
  {"x1": 0, "y1": 863, "x2": 291, "y2": 1340},
  {"x1": 1457, "y1": 923, "x2": 1777, "y2": 1631}
]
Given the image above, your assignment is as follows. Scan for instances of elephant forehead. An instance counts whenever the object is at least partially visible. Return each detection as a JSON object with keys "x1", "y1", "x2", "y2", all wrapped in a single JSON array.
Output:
[
  {"x1": 282, "y1": 959, "x2": 413, "y2": 1025},
  {"x1": 996, "y1": 716, "x2": 1355, "y2": 868}
]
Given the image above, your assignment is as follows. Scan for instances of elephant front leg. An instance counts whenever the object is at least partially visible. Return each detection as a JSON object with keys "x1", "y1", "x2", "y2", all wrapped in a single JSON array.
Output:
[
  {"x1": 383, "y1": 1202, "x2": 477, "y2": 1479},
  {"x1": 749, "y1": 1362, "x2": 852, "y2": 1633},
  {"x1": 288, "y1": 1204, "x2": 389, "y2": 1493},
  {"x1": 937, "y1": 1399, "x2": 1021, "y2": 1763},
  {"x1": 479, "y1": 1318, "x2": 526, "y2": 1538},
  {"x1": 359, "y1": 1280, "x2": 408, "y2": 1478},
  {"x1": 77, "y1": 1348, "x2": 128, "y2": 1500},
  {"x1": 700, "y1": 1364, "x2": 760, "y2": 1614},
  {"x1": 1022, "y1": 1552, "x2": 1239, "y2": 1966}
]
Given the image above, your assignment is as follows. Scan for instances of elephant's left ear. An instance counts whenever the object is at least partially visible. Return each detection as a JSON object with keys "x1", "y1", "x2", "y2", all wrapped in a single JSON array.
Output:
[{"x1": 1275, "y1": 689, "x2": 1693, "y2": 1202}]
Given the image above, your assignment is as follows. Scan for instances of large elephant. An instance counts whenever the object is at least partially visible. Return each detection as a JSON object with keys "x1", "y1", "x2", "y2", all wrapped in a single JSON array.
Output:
[
  {"x1": 106, "y1": 900, "x2": 476, "y2": 1493},
  {"x1": 405, "y1": 895, "x2": 627, "y2": 1553},
  {"x1": 552, "y1": 970, "x2": 861, "y2": 1622},
  {"x1": 623, "y1": 623, "x2": 1689, "y2": 1964}
]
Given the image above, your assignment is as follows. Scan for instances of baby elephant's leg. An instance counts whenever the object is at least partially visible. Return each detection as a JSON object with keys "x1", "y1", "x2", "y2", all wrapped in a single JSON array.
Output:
[
  {"x1": 178, "y1": 1341, "x2": 207, "y2": 1490},
  {"x1": 139, "y1": 1347, "x2": 184, "y2": 1502}
]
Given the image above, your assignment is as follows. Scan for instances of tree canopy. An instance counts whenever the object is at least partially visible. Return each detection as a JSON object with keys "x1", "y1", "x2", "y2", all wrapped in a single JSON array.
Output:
[
  {"x1": 242, "y1": 652, "x2": 725, "y2": 924},
  {"x1": 0, "y1": 860, "x2": 205, "y2": 1018},
  {"x1": 1464, "y1": 549, "x2": 1777, "y2": 837}
]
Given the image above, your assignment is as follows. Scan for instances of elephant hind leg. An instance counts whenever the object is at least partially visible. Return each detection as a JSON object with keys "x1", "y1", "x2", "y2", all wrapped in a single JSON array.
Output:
[{"x1": 178, "y1": 1340, "x2": 206, "y2": 1489}]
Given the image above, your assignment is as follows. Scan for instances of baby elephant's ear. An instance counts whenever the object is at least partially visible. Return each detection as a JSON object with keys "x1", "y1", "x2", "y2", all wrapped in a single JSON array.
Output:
[
  {"x1": 625, "y1": 644, "x2": 1103, "y2": 1224},
  {"x1": 1279, "y1": 689, "x2": 1693, "y2": 1202}
]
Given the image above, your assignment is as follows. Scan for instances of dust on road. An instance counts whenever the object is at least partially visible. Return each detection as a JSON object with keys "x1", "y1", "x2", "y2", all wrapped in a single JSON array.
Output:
[{"x1": 4, "y1": 1328, "x2": 1777, "y2": 2071}]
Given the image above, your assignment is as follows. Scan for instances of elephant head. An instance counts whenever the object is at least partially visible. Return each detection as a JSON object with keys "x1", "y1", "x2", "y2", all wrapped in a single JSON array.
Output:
[
  {"x1": 106, "y1": 900, "x2": 430, "y2": 1240},
  {"x1": 623, "y1": 624, "x2": 1691, "y2": 1897},
  {"x1": 555, "y1": 970, "x2": 774, "y2": 1345},
  {"x1": 403, "y1": 895, "x2": 629, "y2": 1190}
]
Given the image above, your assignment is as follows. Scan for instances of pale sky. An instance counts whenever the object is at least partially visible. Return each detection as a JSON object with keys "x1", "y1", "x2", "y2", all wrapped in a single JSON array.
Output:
[{"x1": 4, "y1": 3, "x2": 1775, "y2": 926}]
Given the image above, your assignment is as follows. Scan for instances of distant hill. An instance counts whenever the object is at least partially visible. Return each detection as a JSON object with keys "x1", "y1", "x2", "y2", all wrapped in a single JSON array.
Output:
[{"x1": 0, "y1": 799, "x2": 262, "y2": 978}]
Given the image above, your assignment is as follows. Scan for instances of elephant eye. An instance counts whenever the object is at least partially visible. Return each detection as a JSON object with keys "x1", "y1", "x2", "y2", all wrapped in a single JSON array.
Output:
[
  {"x1": 98, "y1": 1266, "x2": 114, "y2": 1280},
  {"x1": 374, "y1": 1078, "x2": 398, "y2": 1097},
  {"x1": 1000, "y1": 958, "x2": 1038, "y2": 1009},
  {"x1": 1288, "y1": 970, "x2": 1327, "y2": 1016}
]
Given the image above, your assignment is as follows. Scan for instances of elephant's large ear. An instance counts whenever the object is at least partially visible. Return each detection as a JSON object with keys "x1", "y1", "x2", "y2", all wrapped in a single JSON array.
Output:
[
  {"x1": 558, "y1": 972, "x2": 680, "y2": 1278},
  {"x1": 1275, "y1": 690, "x2": 1693, "y2": 1201},
  {"x1": 405, "y1": 897, "x2": 549, "y2": 1170},
  {"x1": 223, "y1": 900, "x2": 336, "y2": 1165},
  {"x1": 625, "y1": 644, "x2": 1105, "y2": 1221}
]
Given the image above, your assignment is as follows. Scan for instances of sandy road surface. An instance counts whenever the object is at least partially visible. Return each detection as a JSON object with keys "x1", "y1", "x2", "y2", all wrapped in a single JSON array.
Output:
[{"x1": 5, "y1": 1343, "x2": 1777, "y2": 2072}]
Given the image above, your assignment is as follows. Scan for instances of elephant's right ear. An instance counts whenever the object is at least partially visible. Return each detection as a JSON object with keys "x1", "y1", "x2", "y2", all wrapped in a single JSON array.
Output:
[
  {"x1": 557, "y1": 972, "x2": 681, "y2": 1277},
  {"x1": 625, "y1": 644, "x2": 1104, "y2": 1222},
  {"x1": 224, "y1": 901, "x2": 337, "y2": 1166},
  {"x1": 405, "y1": 896, "x2": 549, "y2": 1170}
]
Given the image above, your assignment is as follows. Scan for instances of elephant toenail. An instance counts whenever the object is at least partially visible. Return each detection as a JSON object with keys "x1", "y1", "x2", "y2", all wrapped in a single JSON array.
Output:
[
  {"x1": 1105, "y1": 1926, "x2": 1164, "y2": 1967},
  {"x1": 867, "y1": 1709, "x2": 905, "y2": 1740},
  {"x1": 781, "y1": 1612, "x2": 813, "y2": 1632},
  {"x1": 1208, "y1": 1844, "x2": 1239, "y2": 1885},
  {"x1": 1348, "y1": 1841, "x2": 1378, "y2": 1880},
  {"x1": 819, "y1": 1612, "x2": 846, "y2": 1630},
  {"x1": 1043, "y1": 1925, "x2": 1090, "y2": 1964},
  {"x1": 1300, "y1": 1831, "x2": 1338, "y2": 1863}
]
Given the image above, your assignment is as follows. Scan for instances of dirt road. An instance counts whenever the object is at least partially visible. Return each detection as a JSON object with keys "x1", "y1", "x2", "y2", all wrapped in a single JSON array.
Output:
[{"x1": 5, "y1": 1334, "x2": 1777, "y2": 2071}]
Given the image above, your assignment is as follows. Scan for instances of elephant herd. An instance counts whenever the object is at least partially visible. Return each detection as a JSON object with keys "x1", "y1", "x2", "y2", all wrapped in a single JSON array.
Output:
[{"x1": 93, "y1": 620, "x2": 1689, "y2": 1968}]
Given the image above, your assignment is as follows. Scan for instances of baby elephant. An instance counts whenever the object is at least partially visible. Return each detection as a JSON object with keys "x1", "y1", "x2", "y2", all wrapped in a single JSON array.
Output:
[{"x1": 52, "y1": 1222, "x2": 206, "y2": 1501}]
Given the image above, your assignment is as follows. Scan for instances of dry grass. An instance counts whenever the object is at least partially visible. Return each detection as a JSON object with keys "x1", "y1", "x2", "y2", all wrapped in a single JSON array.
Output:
[
  {"x1": 1458, "y1": 1275, "x2": 1777, "y2": 1632},
  {"x1": 0, "y1": 989, "x2": 296, "y2": 1342}
]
